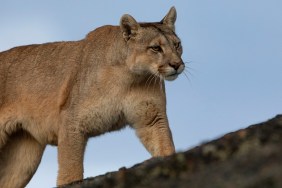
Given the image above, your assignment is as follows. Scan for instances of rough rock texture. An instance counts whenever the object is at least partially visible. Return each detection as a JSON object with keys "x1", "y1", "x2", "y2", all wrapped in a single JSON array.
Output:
[{"x1": 63, "y1": 115, "x2": 282, "y2": 188}]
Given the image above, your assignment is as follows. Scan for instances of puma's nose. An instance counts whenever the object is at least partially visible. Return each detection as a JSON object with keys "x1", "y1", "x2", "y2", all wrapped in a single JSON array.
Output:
[{"x1": 169, "y1": 61, "x2": 182, "y2": 71}]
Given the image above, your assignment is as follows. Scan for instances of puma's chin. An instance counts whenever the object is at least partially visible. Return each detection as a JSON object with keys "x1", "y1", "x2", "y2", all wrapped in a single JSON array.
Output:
[
  {"x1": 161, "y1": 68, "x2": 181, "y2": 81},
  {"x1": 164, "y1": 73, "x2": 178, "y2": 81}
]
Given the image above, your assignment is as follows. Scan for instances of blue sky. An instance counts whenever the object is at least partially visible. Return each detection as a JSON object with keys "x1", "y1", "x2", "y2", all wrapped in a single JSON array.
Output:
[{"x1": 1, "y1": 1, "x2": 282, "y2": 187}]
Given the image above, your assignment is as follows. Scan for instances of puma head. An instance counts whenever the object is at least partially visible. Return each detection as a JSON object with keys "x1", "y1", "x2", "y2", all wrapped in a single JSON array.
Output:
[{"x1": 120, "y1": 7, "x2": 185, "y2": 81}]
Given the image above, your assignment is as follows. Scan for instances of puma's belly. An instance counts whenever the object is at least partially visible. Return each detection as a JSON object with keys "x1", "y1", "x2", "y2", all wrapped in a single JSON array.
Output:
[{"x1": 22, "y1": 115, "x2": 60, "y2": 146}]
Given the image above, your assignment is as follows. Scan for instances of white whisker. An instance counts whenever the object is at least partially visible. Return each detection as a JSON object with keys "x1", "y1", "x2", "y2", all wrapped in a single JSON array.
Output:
[
  {"x1": 159, "y1": 75, "x2": 163, "y2": 93},
  {"x1": 146, "y1": 73, "x2": 156, "y2": 92},
  {"x1": 183, "y1": 70, "x2": 191, "y2": 83}
]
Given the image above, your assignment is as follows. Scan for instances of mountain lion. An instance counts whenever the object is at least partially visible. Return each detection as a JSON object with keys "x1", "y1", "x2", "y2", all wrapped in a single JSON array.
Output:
[{"x1": 0, "y1": 7, "x2": 184, "y2": 187}]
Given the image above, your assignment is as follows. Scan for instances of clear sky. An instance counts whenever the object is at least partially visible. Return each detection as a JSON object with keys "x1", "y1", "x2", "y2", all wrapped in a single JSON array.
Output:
[{"x1": 1, "y1": 1, "x2": 281, "y2": 187}]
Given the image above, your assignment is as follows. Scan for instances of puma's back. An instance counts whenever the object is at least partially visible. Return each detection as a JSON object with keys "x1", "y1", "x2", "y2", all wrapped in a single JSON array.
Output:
[{"x1": 0, "y1": 25, "x2": 127, "y2": 114}]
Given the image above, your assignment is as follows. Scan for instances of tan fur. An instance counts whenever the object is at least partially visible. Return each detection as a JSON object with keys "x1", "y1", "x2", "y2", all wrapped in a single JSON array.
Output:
[{"x1": 0, "y1": 7, "x2": 184, "y2": 187}]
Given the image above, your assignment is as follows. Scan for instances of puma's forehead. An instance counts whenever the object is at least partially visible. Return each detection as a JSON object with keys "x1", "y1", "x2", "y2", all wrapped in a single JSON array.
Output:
[{"x1": 137, "y1": 23, "x2": 181, "y2": 45}]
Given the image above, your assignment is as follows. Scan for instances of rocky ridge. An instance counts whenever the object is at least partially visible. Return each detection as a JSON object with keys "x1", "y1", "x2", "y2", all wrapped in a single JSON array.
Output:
[{"x1": 63, "y1": 115, "x2": 282, "y2": 188}]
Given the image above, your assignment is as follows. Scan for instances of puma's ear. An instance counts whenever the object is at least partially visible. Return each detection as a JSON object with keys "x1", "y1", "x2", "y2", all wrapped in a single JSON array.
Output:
[
  {"x1": 161, "y1": 6, "x2": 177, "y2": 31},
  {"x1": 120, "y1": 14, "x2": 140, "y2": 41}
]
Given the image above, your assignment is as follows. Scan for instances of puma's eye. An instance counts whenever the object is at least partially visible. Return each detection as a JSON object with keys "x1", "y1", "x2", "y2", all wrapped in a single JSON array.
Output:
[
  {"x1": 175, "y1": 42, "x2": 181, "y2": 49},
  {"x1": 150, "y1": 45, "x2": 162, "y2": 53}
]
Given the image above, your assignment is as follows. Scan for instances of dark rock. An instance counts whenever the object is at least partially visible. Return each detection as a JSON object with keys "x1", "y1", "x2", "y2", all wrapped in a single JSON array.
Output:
[{"x1": 62, "y1": 115, "x2": 282, "y2": 188}]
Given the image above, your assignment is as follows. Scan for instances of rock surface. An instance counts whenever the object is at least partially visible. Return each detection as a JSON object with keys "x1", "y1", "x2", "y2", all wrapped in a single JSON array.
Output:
[{"x1": 63, "y1": 115, "x2": 282, "y2": 188}]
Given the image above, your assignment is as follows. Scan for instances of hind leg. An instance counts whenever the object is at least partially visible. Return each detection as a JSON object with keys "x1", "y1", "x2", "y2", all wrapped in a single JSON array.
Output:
[{"x1": 0, "y1": 130, "x2": 45, "y2": 188}]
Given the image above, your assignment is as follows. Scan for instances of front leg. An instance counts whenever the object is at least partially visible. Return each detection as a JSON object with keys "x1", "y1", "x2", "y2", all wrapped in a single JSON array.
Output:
[
  {"x1": 135, "y1": 119, "x2": 175, "y2": 157},
  {"x1": 130, "y1": 101, "x2": 175, "y2": 157},
  {"x1": 57, "y1": 128, "x2": 87, "y2": 186}
]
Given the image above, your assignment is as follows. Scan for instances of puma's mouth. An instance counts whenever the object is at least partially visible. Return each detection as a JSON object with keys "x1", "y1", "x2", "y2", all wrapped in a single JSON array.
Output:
[
  {"x1": 156, "y1": 63, "x2": 185, "y2": 81},
  {"x1": 162, "y1": 64, "x2": 184, "y2": 81}
]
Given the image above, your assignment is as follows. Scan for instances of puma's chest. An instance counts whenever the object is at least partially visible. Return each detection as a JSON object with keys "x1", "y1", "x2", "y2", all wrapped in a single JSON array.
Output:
[{"x1": 78, "y1": 98, "x2": 126, "y2": 136}]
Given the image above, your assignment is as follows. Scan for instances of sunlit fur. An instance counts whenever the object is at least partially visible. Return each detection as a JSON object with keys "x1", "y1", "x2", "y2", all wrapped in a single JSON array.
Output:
[{"x1": 0, "y1": 7, "x2": 184, "y2": 187}]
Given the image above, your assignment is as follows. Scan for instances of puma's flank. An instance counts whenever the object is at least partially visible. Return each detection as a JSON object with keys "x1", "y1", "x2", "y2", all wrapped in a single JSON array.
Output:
[{"x1": 0, "y1": 7, "x2": 184, "y2": 187}]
